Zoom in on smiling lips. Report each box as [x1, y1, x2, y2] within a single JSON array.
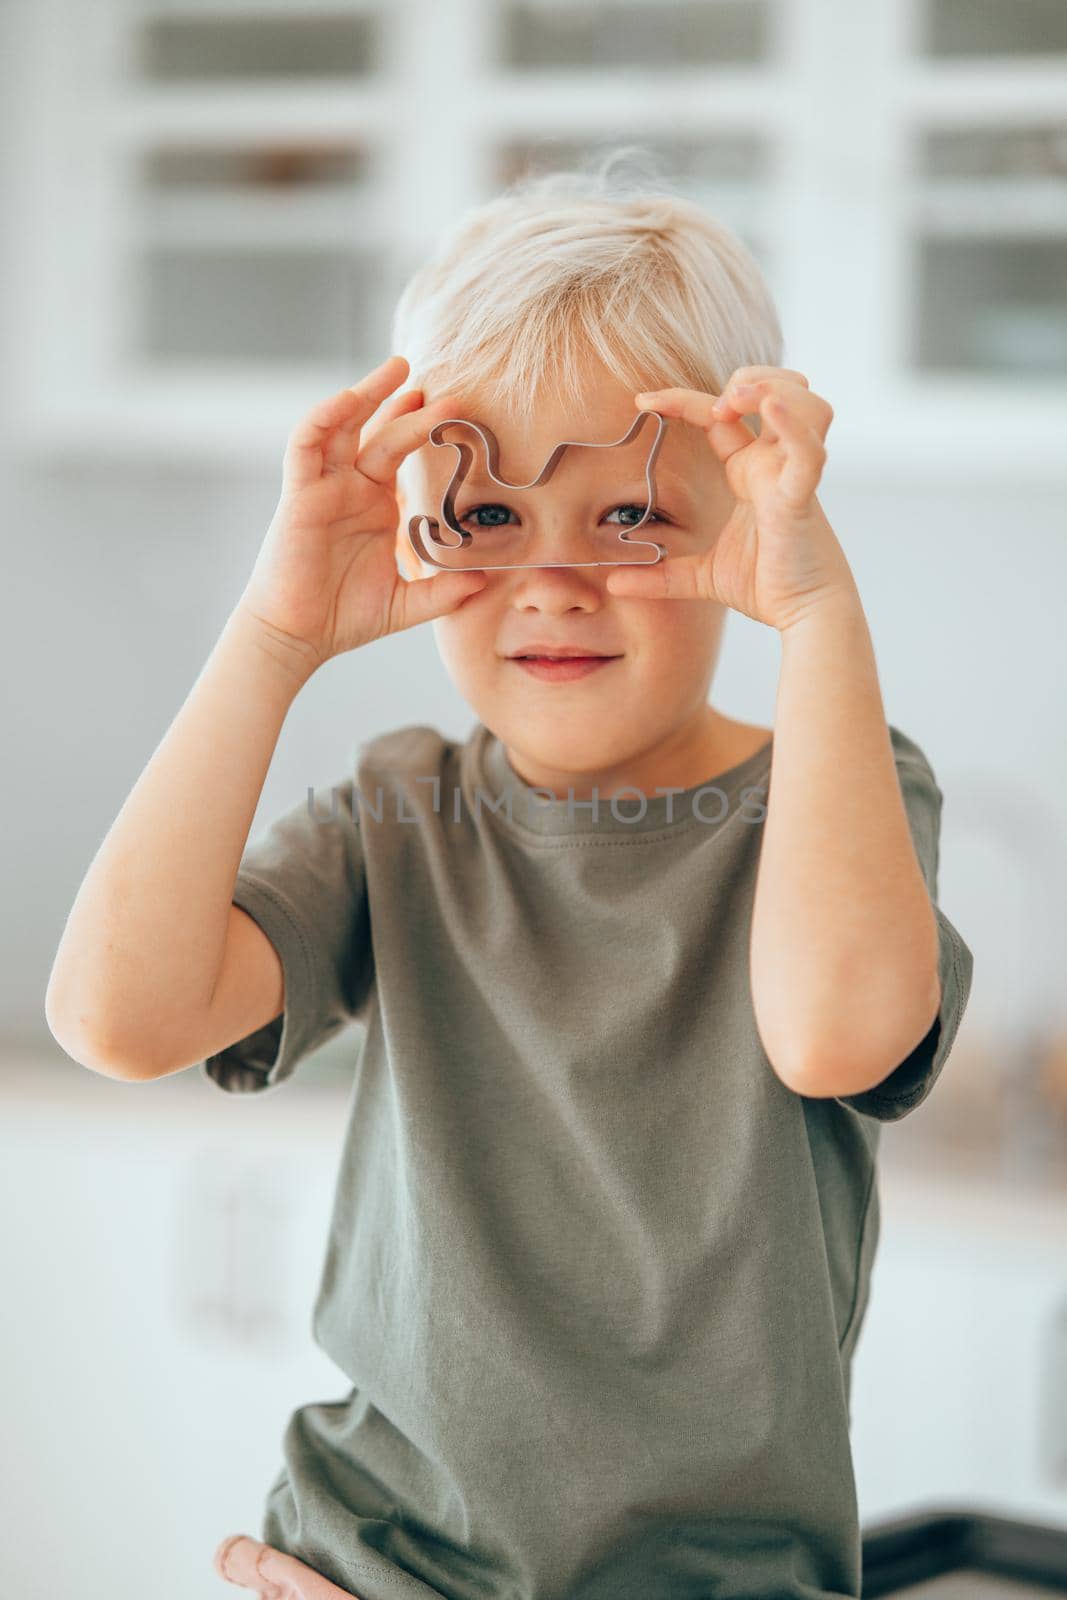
[[505, 643, 623, 681], [507, 644, 621, 660], [510, 655, 620, 682]]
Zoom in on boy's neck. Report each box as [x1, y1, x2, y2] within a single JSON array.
[[501, 709, 772, 802]]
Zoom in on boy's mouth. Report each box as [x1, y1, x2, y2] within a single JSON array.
[[505, 644, 622, 660], [506, 650, 621, 683]]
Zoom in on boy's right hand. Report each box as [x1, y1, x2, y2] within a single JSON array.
[[234, 354, 487, 680]]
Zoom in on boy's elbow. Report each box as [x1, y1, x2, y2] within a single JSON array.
[[767, 974, 943, 1099], [45, 987, 155, 1081]]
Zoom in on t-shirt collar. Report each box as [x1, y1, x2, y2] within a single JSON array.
[[475, 723, 772, 839]]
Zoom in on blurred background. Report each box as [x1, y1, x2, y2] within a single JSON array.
[[2, 0, 1067, 1595]]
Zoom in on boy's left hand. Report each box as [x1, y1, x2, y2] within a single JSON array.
[[606, 367, 857, 632]]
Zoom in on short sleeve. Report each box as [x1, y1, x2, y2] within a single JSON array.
[[198, 772, 371, 1095], [833, 736, 974, 1123]]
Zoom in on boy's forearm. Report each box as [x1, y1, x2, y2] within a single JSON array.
[[749, 588, 941, 1098], [46, 606, 313, 1075]]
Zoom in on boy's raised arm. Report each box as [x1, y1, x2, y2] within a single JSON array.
[[45, 355, 488, 1081], [45, 607, 316, 1079]]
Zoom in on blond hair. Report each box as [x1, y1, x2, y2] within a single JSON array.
[[390, 145, 783, 572]]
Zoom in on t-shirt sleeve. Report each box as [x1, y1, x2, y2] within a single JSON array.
[[198, 773, 371, 1095], [833, 739, 974, 1123]]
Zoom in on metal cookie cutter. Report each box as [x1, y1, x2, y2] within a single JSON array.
[[406, 409, 670, 571]]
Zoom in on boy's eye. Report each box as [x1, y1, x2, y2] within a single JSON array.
[[605, 504, 667, 527], [459, 503, 516, 528], [457, 503, 667, 528]]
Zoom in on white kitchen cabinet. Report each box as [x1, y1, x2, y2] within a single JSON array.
[[0, 1053, 354, 1600], [851, 1142, 1067, 1526], [5, 0, 1067, 477]]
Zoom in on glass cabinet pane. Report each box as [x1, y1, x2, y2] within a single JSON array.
[[911, 113, 1067, 378], [914, 237, 1067, 376], [498, 0, 770, 71], [143, 143, 371, 189], [132, 11, 382, 82], [134, 246, 391, 364], [920, 0, 1067, 57], [921, 123, 1067, 182], [136, 140, 380, 246], [913, 122, 1067, 231]]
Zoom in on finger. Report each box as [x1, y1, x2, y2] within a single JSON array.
[[361, 386, 424, 449], [355, 394, 467, 489], [749, 384, 832, 436], [710, 375, 825, 423], [214, 1533, 356, 1597], [283, 355, 410, 492], [636, 387, 733, 428], [215, 1532, 278, 1593], [762, 397, 829, 510], [709, 365, 812, 405], [324, 383, 423, 475], [727, 383, 832, 469], [603, 552, 714, 602], [393, 563, 489, 634], [636, 389, 756, 461]]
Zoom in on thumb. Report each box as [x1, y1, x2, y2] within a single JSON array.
[[394, 568, 488, 633]]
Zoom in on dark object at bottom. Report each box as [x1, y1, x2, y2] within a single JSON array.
[[861, 1507, 1067, 1596]]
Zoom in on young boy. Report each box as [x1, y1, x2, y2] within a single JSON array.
[[46, 164, 973, 1600]]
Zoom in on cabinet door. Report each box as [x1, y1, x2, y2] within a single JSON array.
[[0, 1091, 349, 1600], [850, 1212, 1067, 1523]]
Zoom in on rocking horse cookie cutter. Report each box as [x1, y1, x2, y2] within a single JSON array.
[[406, 409, 671, 572]]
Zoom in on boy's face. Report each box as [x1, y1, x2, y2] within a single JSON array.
[[398, 362, 737, 799]]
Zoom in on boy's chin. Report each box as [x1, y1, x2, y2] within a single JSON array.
[[496, 724, 637, 783]]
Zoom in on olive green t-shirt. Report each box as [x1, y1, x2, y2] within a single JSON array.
[[199, 720, 973, 1600]]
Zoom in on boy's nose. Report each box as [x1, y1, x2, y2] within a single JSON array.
[[503, 560, 612, 611]]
